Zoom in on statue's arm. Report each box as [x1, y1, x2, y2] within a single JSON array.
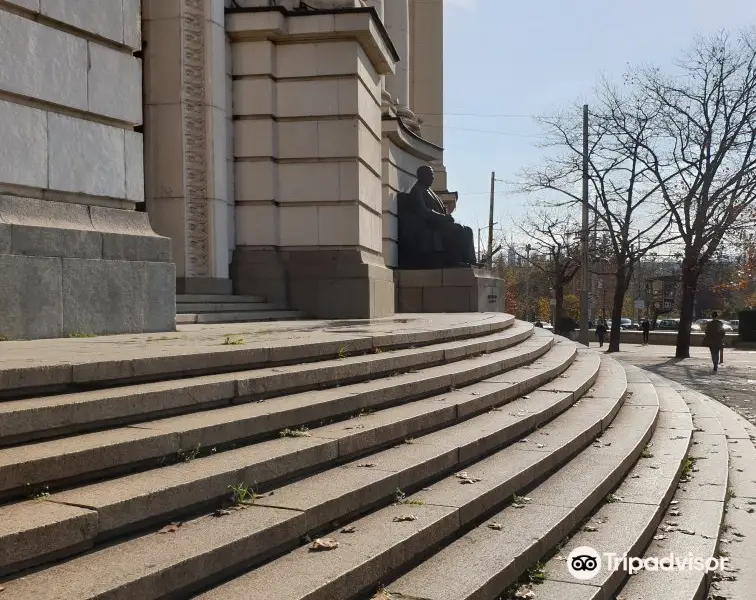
[[409, 186, 449, 224]]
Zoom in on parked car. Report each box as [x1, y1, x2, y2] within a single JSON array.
[[620, 318, 639, 330], [657, 319, 680, 331], [730, 320, 740, 332], [695, 318, 733, 332]]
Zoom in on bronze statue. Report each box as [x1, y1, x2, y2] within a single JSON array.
[[398, 165, 480, 268]]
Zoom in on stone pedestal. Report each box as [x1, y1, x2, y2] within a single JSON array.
[[0, 1, 175, 340], [396, 268, 506, 313], [227, 6, 398, 318]]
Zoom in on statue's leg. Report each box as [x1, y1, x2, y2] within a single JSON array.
[[461, 226, 477, 264]]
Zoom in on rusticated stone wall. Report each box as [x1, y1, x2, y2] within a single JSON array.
[[0, 0, 176, 339]]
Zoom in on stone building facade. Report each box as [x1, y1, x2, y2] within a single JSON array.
[[0, 0, 456, 339]]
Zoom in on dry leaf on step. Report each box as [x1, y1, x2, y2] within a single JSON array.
[[393, 515, 418, 522], [309, 538, 339, 551], [514, 584, 536, 599], [487, 522, 504, 531], [341, 526, 357, 533], [158, 522, 181, 534]]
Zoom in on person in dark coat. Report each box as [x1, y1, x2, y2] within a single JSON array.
[[595, 321, 608, 348], [642, 319, 650, 345], [703, 312, 726, 372]]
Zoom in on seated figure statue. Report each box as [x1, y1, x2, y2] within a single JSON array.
[[398, 165, 480, 269]]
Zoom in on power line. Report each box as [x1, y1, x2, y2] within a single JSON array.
[[422, 124, 540, 138], [414, 111, 542, 119]]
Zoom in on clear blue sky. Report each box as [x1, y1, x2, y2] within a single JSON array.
[[441, 0, 756, 241]]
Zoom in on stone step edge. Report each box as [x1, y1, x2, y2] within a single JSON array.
[[0, 343, 589, 577], [189, 356, 629, 600], [0, 323, 536, 446], [177, 311, 308, 325], [614, 380, 729, 600], [0, 327, 548, 496], [1, 350, 609, 596], [0, 314, 516, 397]]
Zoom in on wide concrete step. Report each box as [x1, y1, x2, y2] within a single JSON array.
[[177, 310, 308, 324], [176, 294, 267, 304], [0, 343, 610, 596], [192, 354, 629, 600], [177, 302, 283, 313], [615, 377, 730, 600], [0, 326, 546, 498], [0, 333, 570, 574], [0, 322, 534, 446], [0, 313, 515, 397]]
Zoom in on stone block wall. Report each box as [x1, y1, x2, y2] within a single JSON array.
[[0, 0, 175, 339], [396, 268, 506, 314]]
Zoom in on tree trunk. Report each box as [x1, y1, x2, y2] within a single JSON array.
[[676, 266, 700, 359], [555, 283, 565, 333], [607, 276, 629, 353]]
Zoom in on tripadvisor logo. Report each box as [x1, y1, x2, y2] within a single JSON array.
[[567, 547, 601, 580], [566, 546, 729, 580]]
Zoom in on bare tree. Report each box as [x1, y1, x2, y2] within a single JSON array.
[[522, 84, 674, 352], [512, 210, 581, 333], [625, 30, 756, 358]]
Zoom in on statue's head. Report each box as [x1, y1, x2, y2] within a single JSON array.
[[417, 165, 435, 186]]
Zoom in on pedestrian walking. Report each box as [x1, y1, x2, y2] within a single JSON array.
[[642, 319, 650, 345], [595, 321, 607, 348], [703, 312, 726, 372]]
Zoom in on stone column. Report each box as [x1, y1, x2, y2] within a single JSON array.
[[143, 0, 232, 295], [410, 0, 447, 190], [384, 0, 410, 108], [228, 7, 397, 318]]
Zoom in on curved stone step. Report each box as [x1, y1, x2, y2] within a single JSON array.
[[0, 322, 534, 446], [708, 397, 756, 600], [190, 354, 629, 600], [379, 366, 657, 600], [0, 336, 578, 576], [0, 313, 514, 397], [0, 326, 546, 496], [615, 379, 729, 600], [0, 345, 609, 598], [533, 369, 692, 599]]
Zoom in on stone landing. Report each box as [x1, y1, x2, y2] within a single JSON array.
[[395, 267, 506, 313]]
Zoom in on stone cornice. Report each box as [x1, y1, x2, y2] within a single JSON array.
[[226, 6, 398, 75], [382, 117, 443, 162]]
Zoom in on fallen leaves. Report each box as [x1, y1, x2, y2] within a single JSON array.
[[583, 525, 599, 532], [393, 515, 418, 522], [514, 584, 536, 598], [357, 463, 377, 468], [214, 509, 232, 517], [456, 471, 481, 484], [487, 522, 504, 531], [158, 522, 182, 534], [341, 526, 357, 534], [309, 538, 339, 552]]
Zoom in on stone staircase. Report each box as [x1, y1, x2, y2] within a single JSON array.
[[0, 313, 750, 600], [176, 294, 307, 324]]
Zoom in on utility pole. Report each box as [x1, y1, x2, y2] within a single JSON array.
[[579, 105, 590, 347], [487, 171, 495, 270], [524, 243, 532, 321]]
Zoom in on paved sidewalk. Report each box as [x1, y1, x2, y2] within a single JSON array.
[[595, 342, 756, 427]]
